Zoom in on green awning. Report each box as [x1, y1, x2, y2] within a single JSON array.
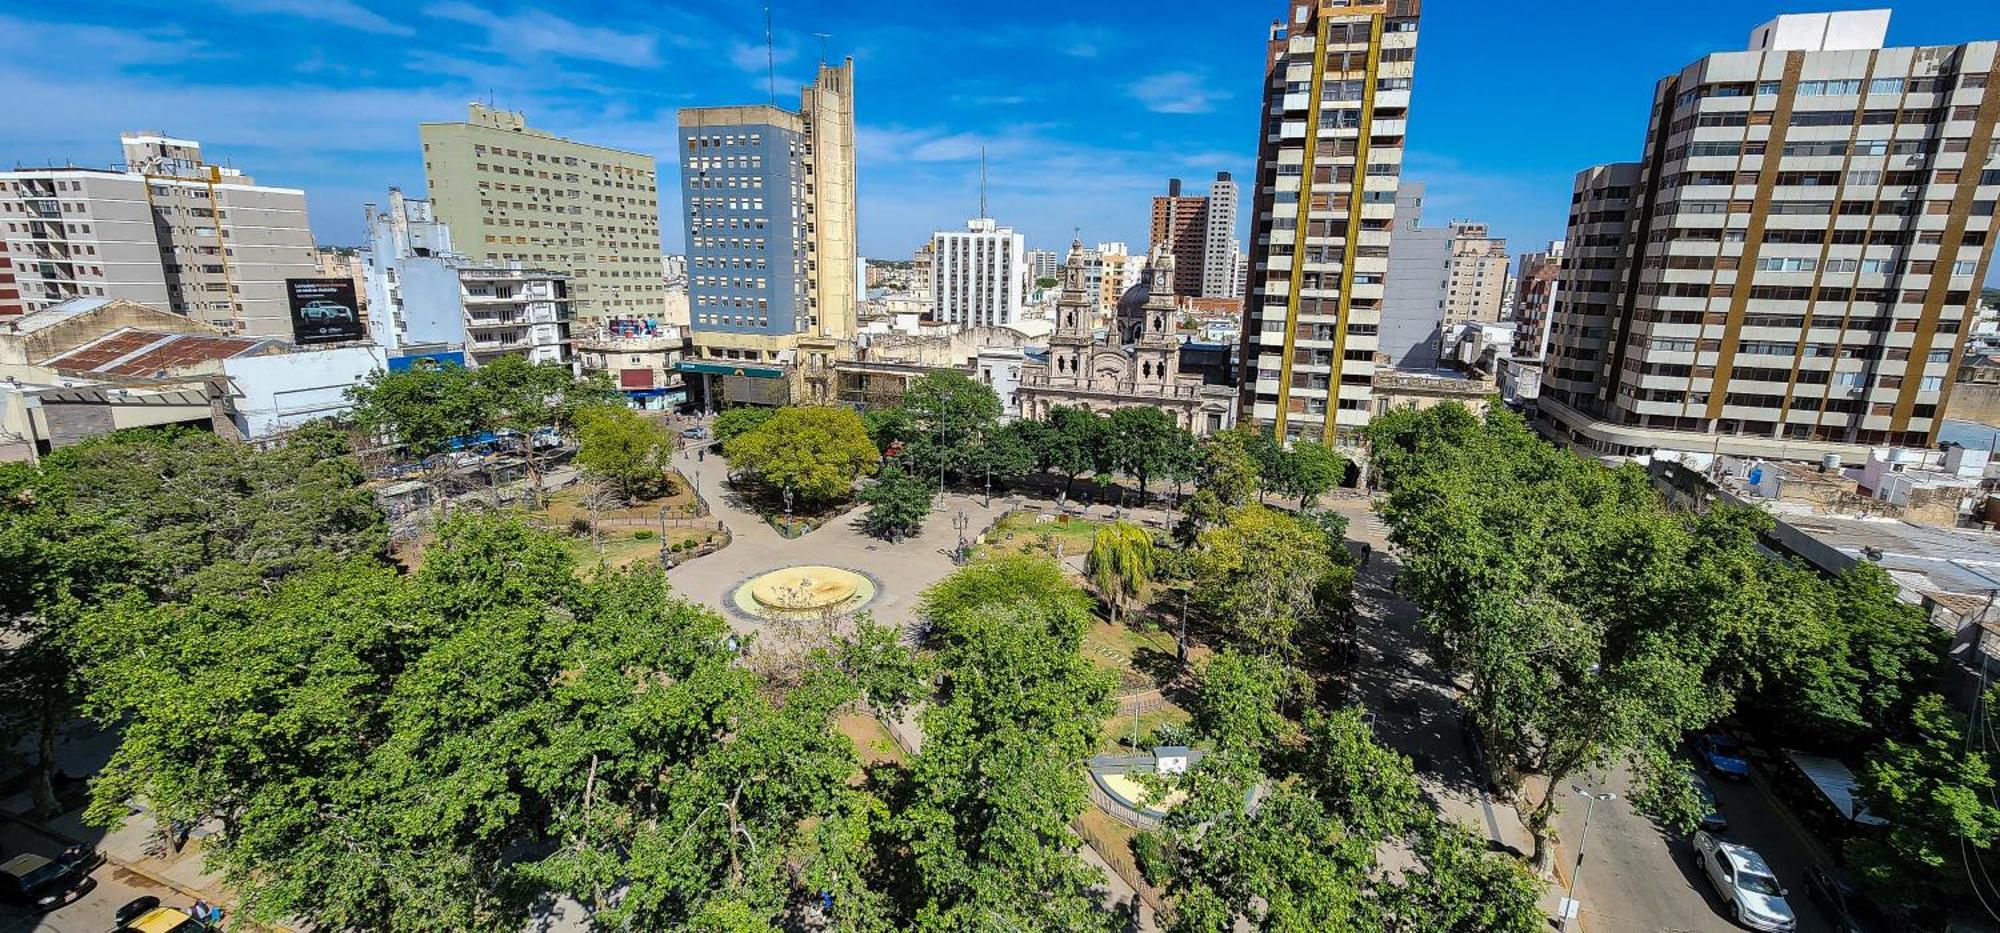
[[677, 360, 785, 379]]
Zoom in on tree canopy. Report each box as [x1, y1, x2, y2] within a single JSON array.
[[722, 405, 880, 506], [573, 403, 673, 500]]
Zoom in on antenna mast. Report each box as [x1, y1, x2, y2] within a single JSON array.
[[764, 6, 777, 107], [978, 147, 988, 220], [812, 32, 831, 66]]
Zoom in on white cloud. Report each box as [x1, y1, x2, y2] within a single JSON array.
[[1127, 71, 1226, 114], [1063, 42, 1099, 58], [424, 2, 662, 66], [223, 0, 410, 36], [0, 15, 209, 66], [727, 40, 798, 75]]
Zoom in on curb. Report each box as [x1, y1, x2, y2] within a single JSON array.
[[0, 807, 288, 931]]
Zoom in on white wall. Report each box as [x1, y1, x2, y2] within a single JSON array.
[[224, 346, 388, 438]]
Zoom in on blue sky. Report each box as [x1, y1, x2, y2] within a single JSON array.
[[2, 0, 1995, 277]]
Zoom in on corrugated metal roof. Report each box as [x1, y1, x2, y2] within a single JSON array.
[[4, 296, 114, 334], [40, 327, 276, 377]]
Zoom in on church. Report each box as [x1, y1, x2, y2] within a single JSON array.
[[1015, 239, 1238, 436]]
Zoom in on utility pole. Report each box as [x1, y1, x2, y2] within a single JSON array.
[[1559, 787, 1616, 932]]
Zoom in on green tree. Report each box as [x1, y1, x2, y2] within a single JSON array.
[[1274, 441, 1346, 508], [1086, 520, 1155, 625], [1851, 691, 2000, 912], [1197, 428, 1263, 507], [473, 355, 621, 508], [712, 406, 776, 445], [859, 463, 932, 541], [1190, 505, 1342, 658], [346, 362, 485, 458], [723, 405, 880, 506], [78, 513, 904, 932], [1038, 405, 1106, 498], [574, 403, 671, 500], [899, 371, 1002, 488], [0, 428, 383, 816], [897, 562, 1119, 931], [1108, 406, 1194, 503]]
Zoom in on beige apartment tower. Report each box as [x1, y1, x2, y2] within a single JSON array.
[[0, 133, 316, 337], [1239, 0, 1422, 446], [1540, 11, 2000, 462], [420, 104, 663, 323]]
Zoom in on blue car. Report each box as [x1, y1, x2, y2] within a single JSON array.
[[1699, 734, 1752, 779]]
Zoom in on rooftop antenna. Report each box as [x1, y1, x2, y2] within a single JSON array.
[[978, 147, 988, 221], [812, 32, 831, 66], [764, 6, 777, 107]]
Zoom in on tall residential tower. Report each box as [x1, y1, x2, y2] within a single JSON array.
[[420, 104, 663, 323], [1239, 0, 1422, 445], [677, 60, 858, 407], [930, 217, 1026, 327], [1540, 11, 2000, 462]]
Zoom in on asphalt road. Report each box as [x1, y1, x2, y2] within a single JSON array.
[[1558, 759, 1833, 933], [0, 821, 208, 933]]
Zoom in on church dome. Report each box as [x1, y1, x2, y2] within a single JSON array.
[[1117, 270, 1151, 320]]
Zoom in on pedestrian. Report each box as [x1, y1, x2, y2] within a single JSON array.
[[191, 899, 210, 922], [697, 447, 705, 462]]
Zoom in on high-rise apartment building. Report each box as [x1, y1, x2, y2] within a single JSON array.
[[360, 188, 573, 368], [0, 133, 316, 336], [1240, 0, 1421, 445], [1380, 182, 1449, 370], [1151, 179, 1210, 297], [1540, 11, 2000, 461], [1027, 248, 1061, 283], [1204, 172, 1243, 299], [420, 104, 663, 323], [678, 60, 857, 407], [930, 217, 1026, 327], [1511, 240, 1564, 362], [1444, 222, 1508, 328]]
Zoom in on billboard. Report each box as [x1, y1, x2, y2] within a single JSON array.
[[285, 278, 366, 345]]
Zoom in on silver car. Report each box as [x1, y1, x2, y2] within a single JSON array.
[[1693, 830, 1796, 931]]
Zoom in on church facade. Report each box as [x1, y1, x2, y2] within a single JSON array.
[[1015, 240, 1237, 436]]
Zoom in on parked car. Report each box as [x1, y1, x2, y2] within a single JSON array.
[[299, 299, 355, 323], [113, 895, 162, 926], [1693, 830, 1796, 931], [0, 846, 102, 911], [1692, 774, 1729, 833], [680, 426, 708, 439], [1804, 865, 1903, 933], [115, 904, 213, 933], [1699, 733, 1753, 780]]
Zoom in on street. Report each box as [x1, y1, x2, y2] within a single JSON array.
[[1326, 498, 1836, 933]]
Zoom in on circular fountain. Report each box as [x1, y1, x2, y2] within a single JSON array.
[[730, 565, 877, 620]]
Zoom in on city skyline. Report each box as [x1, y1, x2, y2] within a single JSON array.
[[0, 0, 1994, 284]]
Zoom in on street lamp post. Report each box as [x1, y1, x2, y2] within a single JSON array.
[[936, 391, 952, 504], [1558, 786, 1617, 933], [783, 485, 794, 537], [984, 462, 992, 509]]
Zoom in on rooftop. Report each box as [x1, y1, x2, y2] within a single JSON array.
[[40, 328, 283, 378]]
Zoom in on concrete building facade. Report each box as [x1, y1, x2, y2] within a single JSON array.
[[1240, 0, 1422, 445], [1540, 11, 2000, 463], [1204, 172, 1244, 299], [677, 60, 858, 408], [1511, 240, 1564, 363], [1151, 178, 1209, 298], [1444, 222, 1508, 328], [930, 217, 1026, 327], [1380, 182, 1449, 371], [420, 104, 663, 322], [361, 188, 573, 368], [0, 133, 316, 337]]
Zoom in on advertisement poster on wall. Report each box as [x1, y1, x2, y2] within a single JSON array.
[[285, 278, 366, 345]]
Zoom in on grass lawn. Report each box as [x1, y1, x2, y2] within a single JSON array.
[[558, 525, 721, 572], [1098, 703, 1192, 756], [977, 510, 1105, 560], [834, 711, 906, 767], [539, 472, 697, 526]]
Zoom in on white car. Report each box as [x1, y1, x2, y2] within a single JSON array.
[[1693, 830, 1797, 931]]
